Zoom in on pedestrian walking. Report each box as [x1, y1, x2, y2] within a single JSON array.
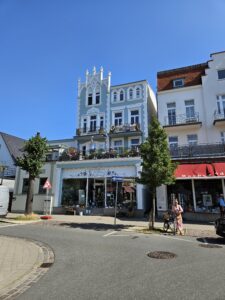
[[172, 199, 184, 235], [218, 194, 225, 218]]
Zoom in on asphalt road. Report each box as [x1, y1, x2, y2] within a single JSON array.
[[1, 221, 225, 300]]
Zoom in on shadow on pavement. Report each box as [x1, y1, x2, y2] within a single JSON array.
[[197, 237, 225, 245], [58, 222, 133, 231]]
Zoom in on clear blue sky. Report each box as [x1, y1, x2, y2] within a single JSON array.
[[1, 0, 225, 141]]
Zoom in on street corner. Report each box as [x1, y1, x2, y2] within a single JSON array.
[[0, 235, 54, 300]]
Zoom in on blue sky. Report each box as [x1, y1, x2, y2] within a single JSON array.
[[1, 0, 225, 141]]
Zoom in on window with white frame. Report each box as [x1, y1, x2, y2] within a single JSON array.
[[168, 136, 178, 149], [218, 69, 225, 80], [217, 95, 225, 116], [221, 132, 225, 143], [185, 99, 195, 120], [88, 93, 93, 105], [113, 140, 123, 152], [173, 78, 184, 88], [100, 116, 104, 129], [130, 138, 140, 149], [136, 87, 140, 98], [113, 91, 117, 102], [187, 134, 198, 146], [167, 102, 176, 125], [114, 112, 123, 126], [83, 118, 87, 133], [129, 88, 133, 99], [120, 90, 124, 101], [90, 115, 97, 132], [130, 110, 139, 124], [96, 92, 100, 104]]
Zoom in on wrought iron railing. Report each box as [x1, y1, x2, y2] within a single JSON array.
[[57, 146, 140, 161], [76, 127, 106, 136], [164, 112, 200, 126], [170, 143, 225, 159], [214, 110, 225, 121], [109, 123, 140, 134]]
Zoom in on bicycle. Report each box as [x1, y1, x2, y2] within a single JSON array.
[[163, 211, 176, 234]]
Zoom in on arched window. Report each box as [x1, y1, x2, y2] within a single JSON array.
[[136, 87, 140, 98], [129, 88, 133, 99], [120, 90, 124, 101], [113, 91, 117, 102]]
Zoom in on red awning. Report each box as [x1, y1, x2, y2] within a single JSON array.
[[175, 164, 211, 178], [123, 186, 134, 193], [212, 163, 225, 176]]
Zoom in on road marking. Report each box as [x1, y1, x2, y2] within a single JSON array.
[[153, 234, 197, 243], [103, 231, 117, 237]]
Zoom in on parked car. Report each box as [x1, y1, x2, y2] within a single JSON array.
[[215, 217, 225, 237], [0, 185, 9, 217]]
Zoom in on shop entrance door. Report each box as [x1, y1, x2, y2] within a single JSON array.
[[94, 179, 105, 207]]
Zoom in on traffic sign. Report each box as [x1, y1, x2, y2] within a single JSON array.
[[112, 176, 123, 182], [43, 179, 52, 189]]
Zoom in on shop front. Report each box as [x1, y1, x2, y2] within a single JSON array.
[[157, 162, 225, 222]]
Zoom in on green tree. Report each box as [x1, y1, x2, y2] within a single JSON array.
[[138, 116, 176, 229], [16, 132, 49, 215]]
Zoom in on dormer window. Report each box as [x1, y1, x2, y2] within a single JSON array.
[[120, 90, 124, 101], [218, 69, 225, 80], [173, 78, 184, 88], [136, 87, 140, 98], [113, 91, 117, 102], [129, 88, 133, 99]]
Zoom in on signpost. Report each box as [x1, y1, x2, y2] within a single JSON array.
[[112, 176, 123, 225], [43, 179, 52, 215]]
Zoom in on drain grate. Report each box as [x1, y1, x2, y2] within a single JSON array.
[[39, 262, 54, 268], [199, 244, 222, 249], [147, 251, 177, 259]]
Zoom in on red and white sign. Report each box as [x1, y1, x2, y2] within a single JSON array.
[[43, 179, 52, 189]]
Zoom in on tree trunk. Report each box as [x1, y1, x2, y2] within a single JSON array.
[[25, 175, 34, 215], [148, 190, 156, 230]]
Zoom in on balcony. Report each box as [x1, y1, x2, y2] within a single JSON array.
[[213, 111, 225, 126], [76, 127, 106, 136], [109, 123, 141, 137], [163, 112, 201, 131], [57, 147, 140, 162], [170, 143, 225, 160]]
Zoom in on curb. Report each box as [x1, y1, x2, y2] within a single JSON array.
[[0, 236, 55, 300]]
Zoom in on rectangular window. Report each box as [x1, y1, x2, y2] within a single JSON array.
[[100, 116, 104, 128], [217, 95, 225, 116], [130, 138, 140, 149], [221, 132, 225, 144], [187, 134, 198, 146], [114, 140, 123, 153], [130, 110, 139, 125], [83, 118, 87, 133], [169, 136, 178, 149], [22, 178, 29, 194], [173, 78, 184, 88], [88, 94, 93, 106], [39, 177, 48, 194], [167, 102, 176, 125], [218, 69, 225, 80], [185, 99, 195, 121], [90, 115, 97, 132], [96, 92, 100, 104], [114, 112, 123, 126]]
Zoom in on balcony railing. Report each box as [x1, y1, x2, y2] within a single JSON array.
[[170, 143, 225, 159], [214, 110, 225, 121], [76, 127, 106, 136], [109, 123, 140, 134], [57, 147, 140, 162], [164, 112, 200, 127]]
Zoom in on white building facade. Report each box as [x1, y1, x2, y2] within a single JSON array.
[[157, 51, 225, 221]]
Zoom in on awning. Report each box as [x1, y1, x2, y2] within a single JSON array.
[[212, 163, 225, 176], [123, 186, 134, 193], [175, 164, 213, 178]]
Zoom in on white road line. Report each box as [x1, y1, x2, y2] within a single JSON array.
[[153, 234, 197, 243], [103, 231, 117, 237]]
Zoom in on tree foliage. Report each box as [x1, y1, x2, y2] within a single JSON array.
[[138, 116, 176, 228], [16, 132, 49, 214]]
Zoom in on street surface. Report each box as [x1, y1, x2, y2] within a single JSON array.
[[0, 220, 225, 300]]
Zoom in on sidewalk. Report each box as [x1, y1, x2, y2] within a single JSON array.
[[0, 236, 44, 299]]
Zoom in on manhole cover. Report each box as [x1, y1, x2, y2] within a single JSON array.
[[147, 251, 177, 259], [40, 262, 54, 268], [199, 244, 222, 249]]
